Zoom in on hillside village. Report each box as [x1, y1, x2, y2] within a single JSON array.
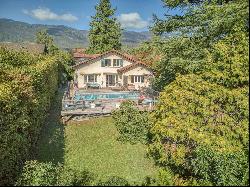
[[0, 0, 249, 186]]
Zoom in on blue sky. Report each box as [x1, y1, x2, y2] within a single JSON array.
[[0, 0, 179, 31]]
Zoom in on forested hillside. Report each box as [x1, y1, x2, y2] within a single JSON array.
[[0, 18, 151, 49]]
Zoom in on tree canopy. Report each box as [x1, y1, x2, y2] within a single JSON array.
[[147, 0, 249, 185], [36, 29, 59, 54], [87, 0, 122, 54]]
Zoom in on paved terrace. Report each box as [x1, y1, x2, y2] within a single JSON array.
[[61, 88, 158, 122]]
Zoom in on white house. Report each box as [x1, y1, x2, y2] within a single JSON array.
[[73, 50, 154, 90]]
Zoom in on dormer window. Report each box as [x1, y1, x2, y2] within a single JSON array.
[[113, 59, 123, 67], [101, 59, 111, 67]]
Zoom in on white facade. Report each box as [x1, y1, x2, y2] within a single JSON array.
[[74, 53, 153, 90]]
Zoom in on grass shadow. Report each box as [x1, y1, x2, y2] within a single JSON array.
[[34, 88, 65, 164]]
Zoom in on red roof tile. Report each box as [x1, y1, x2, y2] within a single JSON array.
[[117, 62, 149, 73]]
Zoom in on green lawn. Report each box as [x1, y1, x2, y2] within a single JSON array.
[[64, 117, 157, 183], [35, 91, 157, 184]]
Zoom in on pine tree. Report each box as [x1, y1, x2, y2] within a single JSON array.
[[87, 0, 122, 54]]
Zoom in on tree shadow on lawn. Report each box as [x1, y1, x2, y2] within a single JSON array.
[[33, 88, 65, 164]]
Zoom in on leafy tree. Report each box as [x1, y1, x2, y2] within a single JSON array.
[[147, 0, 249, 185], [112, 101, 151, 144], [36, 29, 73, 82], [55, 50, 75, 84], [124, 36, 165, 67], [36, 29, 59, 54], [149, 74, 249, 185], [151, 0, 249, 91], [87, 0, 122, 54]]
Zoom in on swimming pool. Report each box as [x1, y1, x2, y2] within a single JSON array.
[[74, 91, 140, 101]]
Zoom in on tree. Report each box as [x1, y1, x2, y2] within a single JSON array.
[[148, 0, 249, 185], [87, 0, 122, 54], [36, 29, 58, 54], [151, 0, 249, 91], [112, 101, 151, 144]]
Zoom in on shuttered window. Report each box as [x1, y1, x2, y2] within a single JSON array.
[[105, 59, 111, 66], [131, 75, 134, 83], [84, 75, 87, 83], [101, 59, 111, 67], [113, 59, 123, 67], [131, 75, 144, 83], [101, 59, 105, 67]]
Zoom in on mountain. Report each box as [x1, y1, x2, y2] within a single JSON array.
[[0, 18, 152, 49]]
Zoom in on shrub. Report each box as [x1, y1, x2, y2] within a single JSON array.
[[112, 100, 151, 144], [142, 168, 174, 186], [16, 160, 94, 186], [57, 167, 94, 186], [15, 160, 58, 186]]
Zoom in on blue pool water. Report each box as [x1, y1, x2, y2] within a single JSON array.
[[74, 92, 140, 101]]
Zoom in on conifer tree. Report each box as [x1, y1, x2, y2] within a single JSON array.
[[87, 0, 122, 54]]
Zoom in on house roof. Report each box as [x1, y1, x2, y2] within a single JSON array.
[[73, 50, 149, 70], [117, 62, 150, 73]]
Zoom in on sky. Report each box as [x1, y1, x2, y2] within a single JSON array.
[[0, 0, 179, 31]]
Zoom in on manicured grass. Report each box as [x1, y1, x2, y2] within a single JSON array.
[[35, 90, 157, 184], [64, 117, 157, 183], [35, 90, 65, 164]]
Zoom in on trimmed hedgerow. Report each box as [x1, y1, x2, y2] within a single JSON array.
[[0, 48, 69, 185]]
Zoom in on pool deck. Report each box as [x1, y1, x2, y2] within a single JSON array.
[[61, 103, 155, 123], [61, 88, 157, 123], [61, 105, 153, 115]]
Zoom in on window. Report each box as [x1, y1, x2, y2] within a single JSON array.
[[131, 75, 144, 83], [113, 59, 123, 67], [84, 74, 97, 83], [101, 59, 111, 67], [106, 74, 118, 86]]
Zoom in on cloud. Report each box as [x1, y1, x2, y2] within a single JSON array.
[[118, 13, 148, 29], [23, 8, 78, 22]]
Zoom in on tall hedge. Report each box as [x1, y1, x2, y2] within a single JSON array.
[[0, 48, 63, 185]]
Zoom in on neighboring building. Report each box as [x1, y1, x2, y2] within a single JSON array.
[[0, 42, 45, 54], [73, 50, 153, 90]]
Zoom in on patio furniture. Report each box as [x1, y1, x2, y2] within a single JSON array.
[[142, 98, 153, 105], [75, 100, 86, 110], [63, 103, 76, 111], [87, 82, 101, 89], [90, 103, 96, 108], [95, 101, 102, 107], [111, 86, 124, 91], [111, 82, 124, 91]]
